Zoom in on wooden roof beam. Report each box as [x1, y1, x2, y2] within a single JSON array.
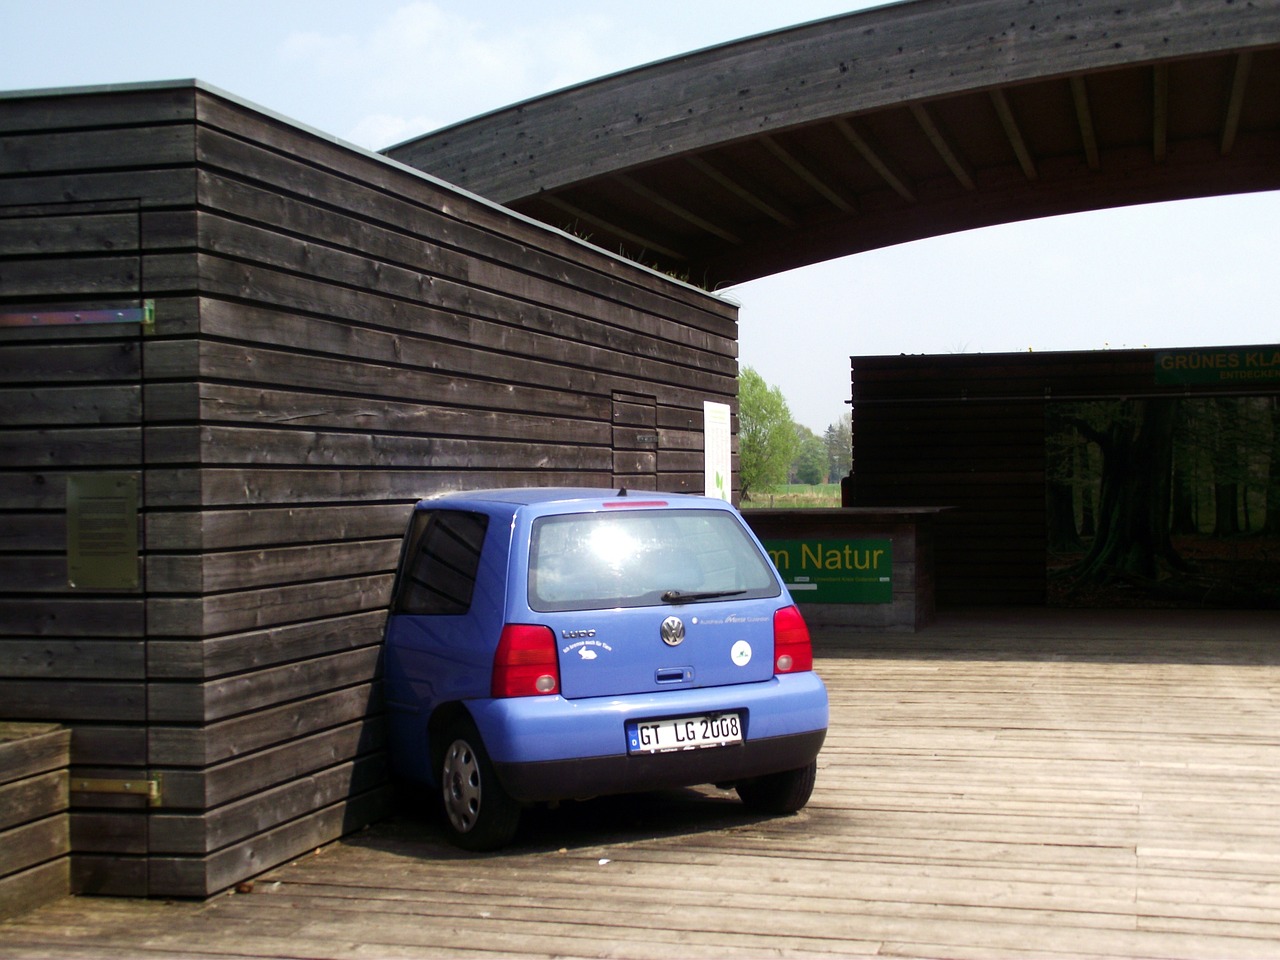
[[909, 103, 976, 190], [684, 156, 798, 228], [1070, 76, 1101, 170], [834, 118, 917, 201], [988, 89, 1037, 181], [760, 135, 856, 213], [1221, 51, 1253, 155], [541, 194, 689, 262], [614, 173, 743, 245]]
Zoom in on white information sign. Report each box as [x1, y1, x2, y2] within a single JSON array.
[[703, 400, 732, 501]]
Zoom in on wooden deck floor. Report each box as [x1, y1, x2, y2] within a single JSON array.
[[4, 610, 1280, 959]]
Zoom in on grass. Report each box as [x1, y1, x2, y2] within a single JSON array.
[[740, 483, 842, 509]]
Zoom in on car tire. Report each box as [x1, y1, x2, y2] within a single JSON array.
[[736, 759, 817, 815], [438, 717, 521, 851]]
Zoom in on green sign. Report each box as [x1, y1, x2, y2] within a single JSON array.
[[1155, 348, 1280, 386], [763, 538, 892, 604]]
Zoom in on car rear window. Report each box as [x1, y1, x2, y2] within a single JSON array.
[[528, 508, 780, 612], [394, 509, 490, 615]]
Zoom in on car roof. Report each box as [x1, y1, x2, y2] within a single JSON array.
[[415, 487, 727, 510]]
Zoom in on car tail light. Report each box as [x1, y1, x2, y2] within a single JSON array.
[[492, 624, 559, 698], [773, 605, 813, 674]]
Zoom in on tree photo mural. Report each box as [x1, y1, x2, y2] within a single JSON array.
[[1047, 396, 1280, 608]]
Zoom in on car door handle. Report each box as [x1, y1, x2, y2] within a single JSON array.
[[655, 667, 693, 683]]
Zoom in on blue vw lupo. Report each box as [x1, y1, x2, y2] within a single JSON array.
[[383, 488, 828, 850]]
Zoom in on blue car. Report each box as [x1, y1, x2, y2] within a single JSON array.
[[383, 488, 829, 850]]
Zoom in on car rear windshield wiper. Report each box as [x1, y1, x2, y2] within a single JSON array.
[[661, 588, 748, 604]]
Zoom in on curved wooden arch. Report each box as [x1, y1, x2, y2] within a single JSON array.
[[386, 0, 1280, 287]]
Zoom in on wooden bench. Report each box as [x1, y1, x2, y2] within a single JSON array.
[[0, 723, 70, 920]]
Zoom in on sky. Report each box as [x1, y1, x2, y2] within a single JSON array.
[[4, 0, 1278, 432]]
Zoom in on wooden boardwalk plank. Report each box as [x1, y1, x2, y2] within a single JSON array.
[[3, 612, 1279, 958]]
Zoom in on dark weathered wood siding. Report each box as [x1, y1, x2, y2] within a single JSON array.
[[0, 82, 738, 899], [848, 349, 1280, 607], [850, 355, 1047, 607], [0, 723, 70, 920]]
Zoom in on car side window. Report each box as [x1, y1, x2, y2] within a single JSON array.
[[394, 509, 490, 615]]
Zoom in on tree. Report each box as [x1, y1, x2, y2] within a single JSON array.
[[1044, 407, 1083, 553], [739, 366, 799, 500], [824, 412, 852, 483], [790, 424, 827, 485], [1065, 398, 1186, 584], [1208, 398, 1242, 536], [1266, 397, 1280, 535]]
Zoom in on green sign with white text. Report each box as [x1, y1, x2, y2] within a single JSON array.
[[1155, 348, 1280, 386], [763, 538, 892, 603]]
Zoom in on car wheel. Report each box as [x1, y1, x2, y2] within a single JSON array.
[[438, 717, 521, 851], [736, 759, 817, 814]]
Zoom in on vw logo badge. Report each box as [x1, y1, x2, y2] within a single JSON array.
[[660, 616, 685, 647]]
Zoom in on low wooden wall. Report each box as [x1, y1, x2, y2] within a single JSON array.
[[743, 509, 941, 632], [0, 724, 70, 920], [0, 81, 739, 898]]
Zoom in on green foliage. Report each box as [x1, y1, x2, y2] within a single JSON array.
[[791, 423, 827, 485], [738, 367, 799, 501], [738, 368, 851, 500], [824, 412, 852, 482]]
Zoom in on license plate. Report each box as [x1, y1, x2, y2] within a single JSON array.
[[627, 713, 742, 754]]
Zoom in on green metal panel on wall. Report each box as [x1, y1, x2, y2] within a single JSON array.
[[763, 538, 892, 603], [67, 473, 140, 590]]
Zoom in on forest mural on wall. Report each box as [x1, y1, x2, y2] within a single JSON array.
[[1047, 395, 1280, 608]]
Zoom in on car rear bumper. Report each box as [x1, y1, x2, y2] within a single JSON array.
[[467, 671, 828, 802], [493, 728, 827, 802]]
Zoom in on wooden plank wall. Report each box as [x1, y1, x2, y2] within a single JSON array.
[[0, 723, 70, 920], [0, 82, 740, 899], [849, 350, 1207, 607], [0, 122, 160, 897]]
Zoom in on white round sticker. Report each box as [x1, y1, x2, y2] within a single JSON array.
[[731, 640, 752, 666]]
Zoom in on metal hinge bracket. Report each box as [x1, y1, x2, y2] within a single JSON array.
[[71, 774, 162, 806]]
